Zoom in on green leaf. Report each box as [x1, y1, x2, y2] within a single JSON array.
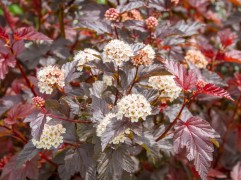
[[8, 4, 23, 15]]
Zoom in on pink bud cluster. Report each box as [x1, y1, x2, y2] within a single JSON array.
[[32, 96, 45, 108], [145, 16, 158, 29], [105, 8, 120, 22]]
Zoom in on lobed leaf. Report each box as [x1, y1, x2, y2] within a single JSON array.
[[24, 111, 47, 140], [164, 60, 198, 90], [14, 27, 52, 41], [198, 83, 233, 101], [174, 116, 220, 179]]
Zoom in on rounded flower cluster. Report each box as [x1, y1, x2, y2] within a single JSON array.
[[122, 9, 143, 22], [37, 65, 65, 94], [103, 75, 114, 86], [110, 128, 131, 144], [185, 49, 208, 69], [32, 123, 66, 149], [103, 39, 134, 66], [148, 75, 182, 102], [105, 8, 120, 22], [32, 96, 45, 108], [145, 16, 158, 29], [132, 44, 155, 66], [117, 94, 152, 122], [96, 113, 115, 137], [74, 48, 100, 71]]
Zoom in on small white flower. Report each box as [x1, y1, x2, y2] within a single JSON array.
[[74, 48, 100, 71], [185, 49, 208, 69], [96, 113, 116, 137], [116, 94, 152, 122], [37, 65, 65, 94], [103, 75, 114, 86], [32, 123, 66, 150], [110, 128, 131, 144], [148, 75, 182, 102], [103, 39, 133, 66], [132, 44, 155, 66]]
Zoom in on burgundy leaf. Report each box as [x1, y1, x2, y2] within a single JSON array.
[[24, 111, 47, 140], [1, 155, 39, 179], [207, 169, 226, 179], [0, 53, 16, 80], [12, 40, 25, 55], [217, 29, 237, 48], [4, 103, 34, 125], [164, 60, 198, 90], [198, 83, 233, 101], [224, 50, 241, 64], [231, 162, 241, 180], [174, 116, 219, 179], [0, 27, 9, 43], [14, 27, 52, 41]]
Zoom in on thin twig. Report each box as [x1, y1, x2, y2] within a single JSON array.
[[16, 61, 37, 97], [127, 66, 139, 94]]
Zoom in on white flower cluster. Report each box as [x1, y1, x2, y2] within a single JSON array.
[[74, 48, 100, 71], [103, 39, 133, 66], [96, 113, 115, 137], [185, 49, 208, 69], [103, 75, 114, 86], [132, 44, 155, 66], [148, 75, 182, 102], [110, 128, 131, 144], [37, 65, 65, 94], [117, 94, 152, 122], [32, 123, 66, 149]]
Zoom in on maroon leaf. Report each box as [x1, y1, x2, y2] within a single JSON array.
[[218, 29, 237, 48], [0, 27, 9, 43], [197, 82, 233, 101], [231, 162, 241, 180], [164, 60, 198, 91], [1, 155, 39, 179], [24, 111, 47, 140], [0, 52, 16, 80], [14, 27, 52, 41], [12, 40, 26, 55], [4, 103, 34, 125], [224, 50, 241, 64], [174, 116, 219, 179]]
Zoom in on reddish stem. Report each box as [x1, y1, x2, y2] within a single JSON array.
[[16, 61, 38, 97], [155, 101, 187, 141]]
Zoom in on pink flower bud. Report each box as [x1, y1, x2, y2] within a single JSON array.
[[145, 16, 158, 29], [105, 8, 120, 22]]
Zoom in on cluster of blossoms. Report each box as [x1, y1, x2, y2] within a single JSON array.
[[32, 96, 45, 108], [103, 75, 114, 86], [121, 9, 143, 22], [185, 49, 208, 69], [103, 39, 133, 66], [145, 16, 158, 29], [132, 44, 155, 66], [110, 128, 131, 144], [148, 75, 182, 102], [74, 48, 100, 71], [37, 65, 65, 94], [96, 113, 116, 137], [104, 8, 120, 22], [32, 123, 66, 149], [116, 94, 152, 122]]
